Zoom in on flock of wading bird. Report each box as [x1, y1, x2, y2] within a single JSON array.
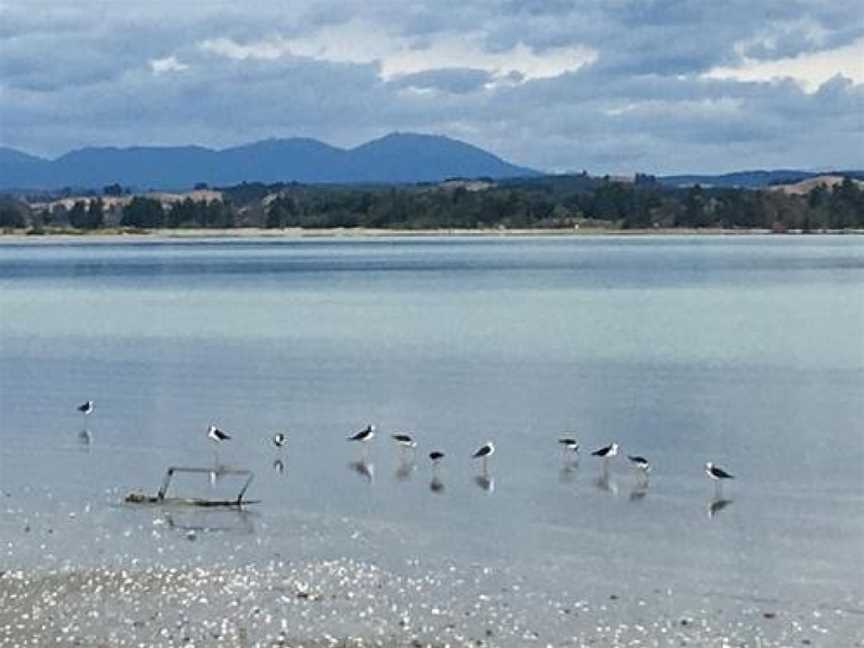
[[77, 400, 736, 505]]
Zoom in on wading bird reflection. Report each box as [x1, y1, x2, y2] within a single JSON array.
[[474, 474, 495, 493], [348, 460, 374, 484], [708, 497, 734, 518]]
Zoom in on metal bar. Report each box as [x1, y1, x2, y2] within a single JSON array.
[[236, 472, 255, 504]]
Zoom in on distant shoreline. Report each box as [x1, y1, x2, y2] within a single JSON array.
[[2, 226, 863, 240]]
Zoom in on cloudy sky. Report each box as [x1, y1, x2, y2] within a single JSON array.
[[1, 0, 862, 173]]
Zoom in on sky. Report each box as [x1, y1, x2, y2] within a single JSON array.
[[1, 0, 862, 174]]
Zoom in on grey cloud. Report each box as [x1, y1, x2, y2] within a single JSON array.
[[389, 68, 493, 94], [1, 0, 862, 174]]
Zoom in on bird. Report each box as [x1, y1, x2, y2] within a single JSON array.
[[705, 462, 734, 481], [348, 424, 375, 443], [391, 433, 417, 449], [272, 432, 286, 449], [558, 438, 580, 453], [472, 441, 495, 473], [429, 451, 445, 477], [627, 455, 651, 472], [591, 442, 619, 459], [628, 455, 651, 486], [207, 425, 231, 443], [77, 400, 94, 416], [705, 462, 734, 494], [348, 424, 375, 458]]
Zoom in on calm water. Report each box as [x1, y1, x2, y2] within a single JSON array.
[[1, 235, 863, 628]]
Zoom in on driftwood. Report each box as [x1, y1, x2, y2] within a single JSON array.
[[125, 466, 258, 507]]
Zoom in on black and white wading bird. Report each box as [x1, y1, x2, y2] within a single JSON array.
[[348, 424, 375, 457], [627, 455, 651, 473], [429, 451, 445, 478], [207, 424, 230, 464], [591, 442, 618, 459], [207, 425, 231, 443], [472, 441, 495, 473], [391, 433, 417, 450], [77, 400, 94, 418], [348, 424, 375, 443], [558, 438, 580, 455], [272, 432, 286, 449], [705, 462, 734, 494]]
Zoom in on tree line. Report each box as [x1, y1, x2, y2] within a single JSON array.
[[2, 175, 863, 231]]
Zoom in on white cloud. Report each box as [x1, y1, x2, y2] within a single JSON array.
[[199, 37, 290, 61], [149, 56, 189, 75], [197, 21, 596, 85], [704, 36, 864, 92]]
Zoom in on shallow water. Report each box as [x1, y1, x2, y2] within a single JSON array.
[[1, 235, 863, 645]]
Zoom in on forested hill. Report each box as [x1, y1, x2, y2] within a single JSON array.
[[3, 174, 863, 232]]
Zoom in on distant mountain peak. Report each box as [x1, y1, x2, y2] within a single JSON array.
[[0, 147, 47, 164], [0, 133, 539, 190]]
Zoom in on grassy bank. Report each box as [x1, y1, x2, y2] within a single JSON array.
[[5, 225, 858, 240]]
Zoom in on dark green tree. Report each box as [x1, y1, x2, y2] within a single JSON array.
[[84, 198, 105, 229], [121, 197, 165, 228], [68, 201, 89, 229], [0, 201, 27, 227]]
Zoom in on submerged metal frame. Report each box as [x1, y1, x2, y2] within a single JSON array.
[[126, 466, 258, 507]]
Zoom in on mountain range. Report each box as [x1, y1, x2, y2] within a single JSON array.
[[0, 133, 540, 190], [658, 169, 864, 188], [1, 133, 861, 192]]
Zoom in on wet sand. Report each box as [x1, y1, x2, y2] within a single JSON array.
[[2, 559, 861, 647]]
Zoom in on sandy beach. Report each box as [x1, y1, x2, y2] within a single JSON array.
[[3, 558, 860, 647]]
